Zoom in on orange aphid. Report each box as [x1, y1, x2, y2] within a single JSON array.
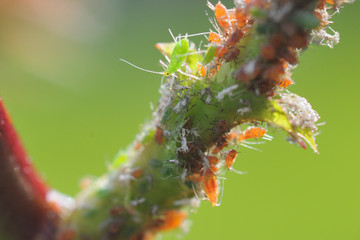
[[235, 8, 248, 28], [226, 28, 244, 47], [207, 156, 220, 172], [215, 2, 232, 33], [202, 169, 219, 206], [134, 141, 141, 150], [278, 78, 293, 88], [238, 127, 267, 141], [208, 32, 222, 44], [213, 142, 227, 154], [80, 177, 93, 190], [215, 46, 228, 58], [155, 126, 164, 145], [157, 210, 187, 231], [198, 64, 206, 77], [227, 132, 238, 141], [47, 201, 61, 214], [262, 62, 285, 82], [131, 168, 143, 179], [207, 156, 220, 165], [261, 44, 276, 61], [228, 9, 237, 27], [188, 173, 203, 183], [225, 149, 238, 169]]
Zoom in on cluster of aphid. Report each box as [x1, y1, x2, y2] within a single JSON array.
[[191, 126, 272, 206], [87, 0, 350, 238]]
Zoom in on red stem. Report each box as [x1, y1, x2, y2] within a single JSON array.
[[0, 98, 49, 239]]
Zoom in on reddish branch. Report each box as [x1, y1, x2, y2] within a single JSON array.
[[0, 99, 52, 240]]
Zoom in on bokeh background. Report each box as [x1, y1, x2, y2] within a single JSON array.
[[1, 0, 359, 239]]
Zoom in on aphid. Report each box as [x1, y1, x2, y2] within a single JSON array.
[[156, 210, 187, 231], [164, 38, 190, 76], [208, 32, 222, 44], [202, 169, 219, 206], [155, 126, 164, 145], [134, 141, 141, 150], [226, 132, 238, 141], [262, 62, 285, 82], [225, 149, 238, 169], [215, 46, 228, 58], [226, 28, 244, 47], [238, 127, 267, 141], [235, 60, 262, 83], [188, 173, 203, 183], [131, 168, 143, 179], [203, 45, 218, 65], [207, 155, 220, 172], [213, 139, 228, 154], [278, 78, 293, 88], [109, 206, 123, 216], [235, 7, 248, 28], [215, 1, 232, 33], [120, 38, 189, 77], [279, 48, 298, 65], [214, 119, 228, 135], [224, 47, 240, 62], [260, 44, 276, 61], [198, 64, 207, 77]]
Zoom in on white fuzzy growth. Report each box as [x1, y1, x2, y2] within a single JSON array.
[[47, 190, 75, 215], [130, 198, 146, 206], [311, 27, 340, 48], [216, 84, 238, 101], [173, 96, 189, 113], [279, 93, 320, 131], [237, 99, 252, 115], [179, 129, 189, 152]]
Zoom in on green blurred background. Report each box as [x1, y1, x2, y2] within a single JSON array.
[[1, 0, 359, 239]]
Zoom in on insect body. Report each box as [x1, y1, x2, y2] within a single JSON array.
[[163, 38, 189, 76], [202, 169, 219, 207], [120, 38, 190, 77], [238, 127, 267, 141], [225, 149, 238, 169]]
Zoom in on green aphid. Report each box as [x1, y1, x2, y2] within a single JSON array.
[[163, 38, 189, 76], [120, 38, 189, 77], [203, 45, 217, 65]]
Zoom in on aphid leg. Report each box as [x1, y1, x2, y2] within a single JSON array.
[[239, 143, 262, 152], [168, 28, 177, 42], [177, 69, 201, 80], [215, 176, 226, 207], [229, 167, 247, 175]]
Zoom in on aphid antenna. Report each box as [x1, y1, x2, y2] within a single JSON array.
[[241, 141, 266, 145], [206, 1, 215, 11], [159, 59, 169, 69], [215, 176, 226, 207], [207, 16, 223, 35], [120, 58, 163, 75], [316, 122, 326, 127], [240, 143, 262, 152], [198, 40, 204, 51], [263, 134, 273, 140], [230, 167, 247, 175], [313, 131, 322, 137]]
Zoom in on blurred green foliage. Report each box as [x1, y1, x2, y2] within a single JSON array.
[[0, 0, 359, 239]]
